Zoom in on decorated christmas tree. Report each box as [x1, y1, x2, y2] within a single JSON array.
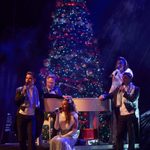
[[40, 0, 110, 142], [40, 0, 104, 98]]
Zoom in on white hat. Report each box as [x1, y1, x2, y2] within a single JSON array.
[[124, 68, 134, 78]]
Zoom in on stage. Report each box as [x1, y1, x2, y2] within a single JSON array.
[[0, 143, 140, 150]]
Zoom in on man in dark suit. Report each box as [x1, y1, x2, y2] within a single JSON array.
[[116, 72, 140, 150], [15, 71, 40, 150], [42, 74, 62, 139]]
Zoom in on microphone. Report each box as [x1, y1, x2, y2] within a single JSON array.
[[50, 107, 62, 115], [22, 82, 29, 95], [55, 107, 62, 113], [122, 83, 125, 86], [109, 69, 119, 78], [119, 83, 126, 93], [114, 69, 119, 76]]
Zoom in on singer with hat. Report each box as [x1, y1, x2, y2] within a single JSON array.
[[115, 72, 140, 150], [99, 56, 134, 146]]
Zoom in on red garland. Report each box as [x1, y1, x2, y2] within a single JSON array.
[[56, 1, 89, 12]]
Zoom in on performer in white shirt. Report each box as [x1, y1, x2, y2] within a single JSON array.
[[99, 56, 133, 145], [116, 72, 140, 150], [15, 71, 40, 150], [50, 97, 79, 150]]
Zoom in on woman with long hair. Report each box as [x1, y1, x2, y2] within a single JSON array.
[[50, 97, 78, 150]]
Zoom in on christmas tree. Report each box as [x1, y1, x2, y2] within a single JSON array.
[[40, 0, 111, 142], [40, 0, 104, 98]]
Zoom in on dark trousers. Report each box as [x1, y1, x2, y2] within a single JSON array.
[[116, 114, 135, 150], [111, 107, 120, 144], [16, 113, 36, 150]]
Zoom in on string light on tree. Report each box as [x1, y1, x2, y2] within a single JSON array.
[[40, 0, 108, 141]]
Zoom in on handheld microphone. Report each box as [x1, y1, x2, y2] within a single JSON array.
[[22, 84, 27, 95], [119, 83, 126, 93], [122, 83, 125, 86], [114, 69, 119, 76], [25, 81, 29, 86], [22, 81, 30, 94], [54, 107, 62, 113], [50, 107, 62, 115]]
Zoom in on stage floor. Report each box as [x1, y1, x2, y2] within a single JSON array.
[[0, 143, 140, 150]]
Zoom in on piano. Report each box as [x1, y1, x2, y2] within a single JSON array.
[[44, 97, 111, 112]]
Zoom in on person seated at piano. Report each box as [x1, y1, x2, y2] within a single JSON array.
[[43, 73, 72, 100], [41, 74, 63, 138], [50, 97, 79, 150], [43, 74, 62, 97]]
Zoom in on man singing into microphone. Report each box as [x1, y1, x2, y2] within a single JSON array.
[[99, 57, 133, 146], [116, 72, 140, 150], [15, 71, 40, 150], [99, 70, 140, 150]]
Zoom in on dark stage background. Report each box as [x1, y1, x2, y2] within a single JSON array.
[[0, 0, 150, 145]]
